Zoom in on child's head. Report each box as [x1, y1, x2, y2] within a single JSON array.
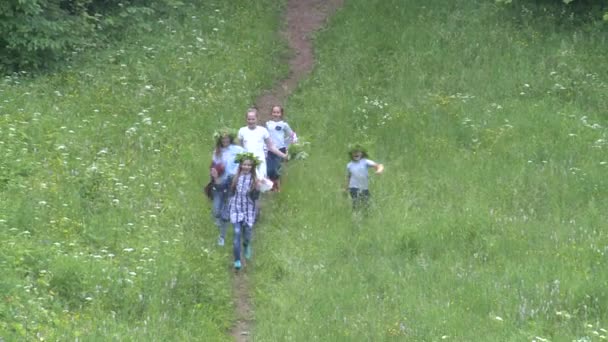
[[348, 144, 369, 161], [235, 152, 260, 177], [213, 128, 236, 148], [270, 105, 284, 121], [246, 107, 258, 128]]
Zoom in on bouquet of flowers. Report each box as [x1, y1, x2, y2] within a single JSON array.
[[287, 134, 310, 161]]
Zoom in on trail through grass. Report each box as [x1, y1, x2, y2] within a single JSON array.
[[0, 1, 286, 340]]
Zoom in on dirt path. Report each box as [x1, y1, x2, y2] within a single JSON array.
[[229, 0, 343, 341]]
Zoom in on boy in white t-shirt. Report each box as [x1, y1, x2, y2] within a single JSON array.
[[237, 108, 287, 179]]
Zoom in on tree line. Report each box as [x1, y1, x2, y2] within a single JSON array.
[[1, 0, 605, 75], [0, 0, 186, 74]]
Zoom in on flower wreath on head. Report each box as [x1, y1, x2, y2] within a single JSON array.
[[235, 152, 262, 168], [212, 127, 237, 141], [347, 143, 369, 159]]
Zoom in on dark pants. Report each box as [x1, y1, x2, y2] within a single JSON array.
[[266, 147, 286, 180], [349, 188, 370, 211]]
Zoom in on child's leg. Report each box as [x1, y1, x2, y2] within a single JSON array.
[[361, 190, 371, 215], [233, 221, 242, 261], [349, 188, 361, 210], [219, 219, 228, 240], [243, 223, 253, 260], [243, 224, 253, 246], [212, 186, 223, 227]]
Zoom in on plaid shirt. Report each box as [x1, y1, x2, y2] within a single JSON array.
[[228, 173, 256, 226]]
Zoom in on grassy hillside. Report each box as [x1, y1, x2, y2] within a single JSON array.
[[253, 0, 608, 340], [0, 1, 286, 340]]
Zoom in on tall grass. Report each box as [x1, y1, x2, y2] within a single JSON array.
[[0, 1, 287, 340], [254, 0, 607, 340]]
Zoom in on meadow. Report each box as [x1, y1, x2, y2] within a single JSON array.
[[0, 1, 287, 340], [1, 0, 607, 341], [252, 0, 608, 340]]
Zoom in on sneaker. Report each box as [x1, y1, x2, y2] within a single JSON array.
[[234, 260, 242, 270], [217, 237, 225, 246], [244, 245, 252, 260]]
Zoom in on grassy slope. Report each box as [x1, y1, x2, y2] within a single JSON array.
[[253, 0, 607, 340], [0, 1, 286, 340]]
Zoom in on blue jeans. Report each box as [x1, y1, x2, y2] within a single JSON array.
[[266, 147, 286, 180], [212, 179, 231, 238], [233, 221, 252, 262]]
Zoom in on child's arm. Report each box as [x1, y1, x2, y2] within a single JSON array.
[[345, 171, 351, 191], [367, 160, 384, 174], [265, 137, 287, 159], [374, 164, 384, 174], [236, 129, 244, 147], [284, 123, 294, 145]]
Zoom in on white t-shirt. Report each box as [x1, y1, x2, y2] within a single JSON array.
[[238, 125, 270, 178], [238, 126, 270, 159]]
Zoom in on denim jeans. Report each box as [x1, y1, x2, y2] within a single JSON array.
[[266, 147, 286, 180], [212, 180, 230, 238], [233, 221, 252, 262]]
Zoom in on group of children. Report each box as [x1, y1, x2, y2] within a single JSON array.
[[208, 105, 384, 270]]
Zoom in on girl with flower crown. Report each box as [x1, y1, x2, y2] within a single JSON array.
[[228, 152, 262, 270], [210, 128, 244, 247]]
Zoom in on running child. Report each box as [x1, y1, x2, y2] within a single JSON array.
[[345, 144, 384, 212], [265, 105, 293, 192], [237, 107, 287, 179], [210, 128, 244, 246], [228, 152, 262, 270]]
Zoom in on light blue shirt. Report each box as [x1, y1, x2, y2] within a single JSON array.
[[346, 158, 375, 190], [213, 144, 245, 183]]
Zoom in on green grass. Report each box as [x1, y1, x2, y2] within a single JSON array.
[[0, 0, 287, 340], [253, 0, 608, 340], [2, 0, 608, 340]]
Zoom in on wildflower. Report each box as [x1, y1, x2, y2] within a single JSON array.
[[123, 248, 135, 252]]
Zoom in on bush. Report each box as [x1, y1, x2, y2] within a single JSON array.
[[0, 0, 94, 73], [0, 0, 184, 74]]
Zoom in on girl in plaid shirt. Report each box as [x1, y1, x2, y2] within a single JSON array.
[[228, 152, 262, 270]]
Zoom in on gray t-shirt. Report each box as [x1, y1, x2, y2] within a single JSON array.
[[346, 159, 376, 190], [266, 120, 293, 149]]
